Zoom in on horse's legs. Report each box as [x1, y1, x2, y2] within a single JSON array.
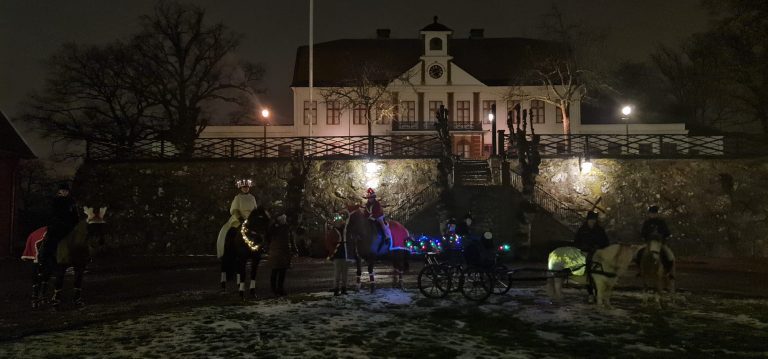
[[368, 261, 376, 293], [31, 264, 44, 308], [249, 255, 260, 296], [73, 266, 85, 306], [237, 259, 247, 300], [355, 257, 362, 292], [52, 265, 66, 308], [219, 259, 228, 293]]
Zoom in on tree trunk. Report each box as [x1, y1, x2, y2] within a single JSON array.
[[366, 108, 373, 156], [560, 102, 572, 152]]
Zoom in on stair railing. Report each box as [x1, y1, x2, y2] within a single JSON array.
[[388, 183, 442, 222], [509, 168, 583, 228]]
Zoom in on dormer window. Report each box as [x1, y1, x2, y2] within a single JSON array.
[[429, 37, 442, 51]]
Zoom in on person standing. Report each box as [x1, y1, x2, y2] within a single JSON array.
[[326, 213, 349, 296], [267, 213, 294, 297], [217, 179, 258, 291]]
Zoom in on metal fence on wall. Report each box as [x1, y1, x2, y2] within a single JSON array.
[[85, 133, 767, 161], [85, 135, 444, 161], [501, 134, 768, 158]]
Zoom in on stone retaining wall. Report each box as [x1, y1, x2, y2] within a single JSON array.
[[74, 159, 439, 255], [531, 158, 768, 257]]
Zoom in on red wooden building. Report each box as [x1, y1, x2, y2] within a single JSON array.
[[0, 110, 35, 257]]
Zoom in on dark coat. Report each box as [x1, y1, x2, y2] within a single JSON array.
[[641, 218, 671, 241], [267, 222, 294, 269], [574, 223, 609, 252], [331, 226, 348, 260], [48, 196, 79, 239]]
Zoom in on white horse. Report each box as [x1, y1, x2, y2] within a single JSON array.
[[547, 244, 642, 308], [639, 236, 676, 308]]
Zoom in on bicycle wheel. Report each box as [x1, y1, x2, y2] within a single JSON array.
[[491, 265, 513, 295], [418, 265, 449, 298], [460, 268, 493, 302]]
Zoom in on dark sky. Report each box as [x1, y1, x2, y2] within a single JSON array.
[[0, 0, 709, 159]]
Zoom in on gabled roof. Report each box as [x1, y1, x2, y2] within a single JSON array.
[[0, 110, 36, 159], [291, 38, 563, 88]]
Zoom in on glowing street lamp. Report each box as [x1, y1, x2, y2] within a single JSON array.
[[621, 105, 633, 153], [261, 108, 271, 157]]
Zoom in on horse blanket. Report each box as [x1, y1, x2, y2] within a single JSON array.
[[22, 227, 47, 262], [548, 246, 587, 276], [389, 221, 409, 250]]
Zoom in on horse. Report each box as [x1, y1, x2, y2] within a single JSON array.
[[343, 207, 411, 292], [219, 206, 271, 299], [546, 244, 641, 308], [30, 207, 107, 309], [638, 236, 676, 308]]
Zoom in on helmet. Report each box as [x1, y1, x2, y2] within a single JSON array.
[[648, 205, 659, 214], [586, 211, 598, 220], [363, 188, 376, 199], [235, 178, 253, 188]]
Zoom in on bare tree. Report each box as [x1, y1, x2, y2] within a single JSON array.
[[24, 42, 160, 149], [506, 6, 609, 136], [320, 62, 415, 153], [132, 0, 264, 154]]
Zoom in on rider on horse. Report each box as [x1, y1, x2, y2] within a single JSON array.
[[39, 183, 79, 275], [363, 188, 392, 252], [33, 182, 79, 307], [574, 211, 610, 300], [217, 178, 258, 286]]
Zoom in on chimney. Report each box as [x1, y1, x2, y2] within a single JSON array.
[[376, 29, 391, 39], [469, 28, 484, 39]]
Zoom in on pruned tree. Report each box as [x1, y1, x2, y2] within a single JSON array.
[[24, 0, 264, 156], [24, 42, 161, 149], [698, 0, 768, 133], [132, 0, 264, 154], [506, 6, 610, 136], [320, 62, 416, 154]]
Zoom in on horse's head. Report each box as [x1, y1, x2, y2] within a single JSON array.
[[83, 206, 108, 246]]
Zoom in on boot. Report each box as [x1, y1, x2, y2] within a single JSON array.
[[220, 281, 226, 293], [333, 287, 340, 296], [73, 288, 84, 306], [341, 286, 347, 295]]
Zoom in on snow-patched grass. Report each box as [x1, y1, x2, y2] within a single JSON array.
[[1, 287, 767, 358]]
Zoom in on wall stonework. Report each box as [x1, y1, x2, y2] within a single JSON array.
[[74, 159, 439, 255], [534, 158, 768, 257]]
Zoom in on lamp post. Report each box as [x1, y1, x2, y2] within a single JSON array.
[[261, 108, 270, 157], [621, 105, 632, 153]]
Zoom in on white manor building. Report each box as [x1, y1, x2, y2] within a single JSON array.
[[203, 18, 687, 159]]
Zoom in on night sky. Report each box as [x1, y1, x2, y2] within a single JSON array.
[[0, 0, 708, 160]]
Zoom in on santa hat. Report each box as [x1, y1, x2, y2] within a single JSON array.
[[363, 188, 377, 199]]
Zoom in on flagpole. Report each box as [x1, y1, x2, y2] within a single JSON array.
[[308, 0, 314, 142]]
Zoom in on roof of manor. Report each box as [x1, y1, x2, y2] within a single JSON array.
[[0, 110, 36, 159], [291, 37, 564, 87]]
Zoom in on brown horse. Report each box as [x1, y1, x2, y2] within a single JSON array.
[[639, 236, 676, 308], [344, 207, 407, 292]]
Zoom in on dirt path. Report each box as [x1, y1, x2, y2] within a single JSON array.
[[1, 255, 767, 342]]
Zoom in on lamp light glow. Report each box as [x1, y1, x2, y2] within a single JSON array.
[[261, 109, 270, 118], [621, 106, 632, 116]]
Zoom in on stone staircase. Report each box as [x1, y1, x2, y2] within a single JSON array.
[[455, 159, 492, 186]]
